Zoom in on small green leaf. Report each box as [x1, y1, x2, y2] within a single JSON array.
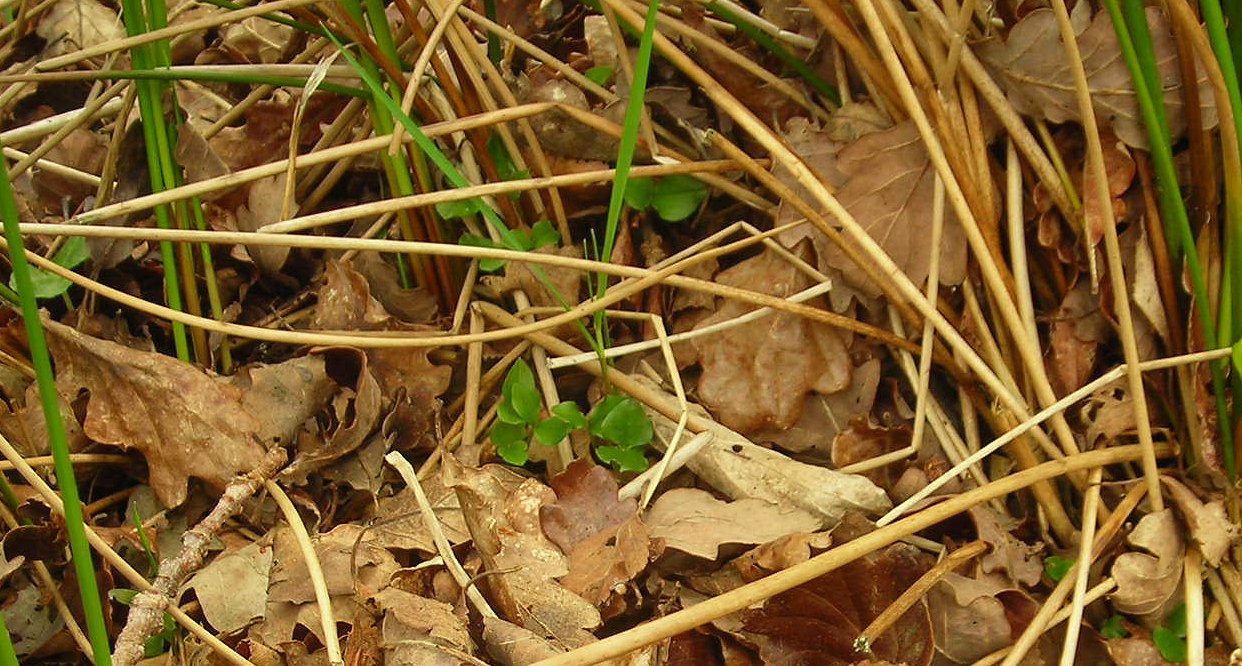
[[529, 220, 561, 249], [1099, 615, 1128, 639], [1165, 603, 1187, 637], [552, 401, 587, 429], [505, 228, 535, 252], [533, 416, 573, 446], [109, 588, 139, 605], [496, 437, 530, 466], [585, 65, 615, 86], [596, 445, 649, 472], [490, 420, 527, 446], [589, 394, 653, 447], [1153, 626, 1187, 663], [12, 236, 90, 299], [501, 359, 541, 424], [624, 177, 655, 211], [496, 398, 525, 424], [487, 132, 529, 182], [436, 198, 481, 220], [650, 174, 707, 222], [459, 233, 507, 272], [1043, 555, 1075, 583]]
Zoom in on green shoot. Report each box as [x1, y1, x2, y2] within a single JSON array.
[[1, 145, 112, 665], [489, 360, 654, 471], [585, 66, 615, 87], [0, 611, 18, 666], [10, 237, 88, 300], [1042, 555, 1074, 583], [624, 174, 709, 222], [1099, 615, 1128, 640], [458, 220, 561, 273], [1153, 603, 1188, 663]]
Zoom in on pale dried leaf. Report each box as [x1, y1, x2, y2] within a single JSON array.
[[976, 7, 1216, 148], [1110, 509, 1184, 623], [1160, 477, 1240, 567], [234, 174, 292, 274], [36, 0, 123, 56], [688, 244, 851, 432], [927, 572, 1012, 663], [188, 541, 272, 634], [969, 506, 1044, 587], [1047, 280, 1111, 395], [646, 488, 823, 560]]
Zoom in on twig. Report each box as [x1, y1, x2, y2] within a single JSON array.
[[112, 447, 288, 666]]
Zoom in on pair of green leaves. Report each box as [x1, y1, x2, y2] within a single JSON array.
[[490, 359, 654, 471], [624, 174, 708, 223]]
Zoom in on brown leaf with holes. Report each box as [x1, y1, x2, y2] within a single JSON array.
[[976, 6, 1215, 148], [743, 543, 933, 666], [685, 243, 851, 433], [43, 318, 333, 507], [646, 488, 823, 561]]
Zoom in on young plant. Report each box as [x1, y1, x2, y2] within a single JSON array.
[[490, 359, 654, 471], [1042, 555, 1074, 583], [1153, 603, 1188, 663], [456, 220, 561, 273], [8, 237, 88, 302], [624, 174, 709, 223]]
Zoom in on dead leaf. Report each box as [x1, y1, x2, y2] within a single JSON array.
[[830, 418, 912, 489], [1047, 280, 1111, 395], [374, 587, 477, 665], [1159, 476, 1239, 567], [969, 506, 1044, 587], [43, 318, 332, 507], [756, 357, 882, 456], [36, 0, 123, 57], [743, 543, 933, 666], [188, 541, 272, 634], [220, 15, 294, 64], [369, 473, 469, 554], [645, 488, 823, 560], [1081, 380, 1139, 449], [686, 243, 852, 433], [541, 459, 636, 553], [1110, 508, 1184, 624], [234, 174, 292, 275], [976, 6, 1216, 148], [926, 571, 1039, 663]]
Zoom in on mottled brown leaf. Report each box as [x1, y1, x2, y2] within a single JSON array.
[[969, 507, 1044, 587]]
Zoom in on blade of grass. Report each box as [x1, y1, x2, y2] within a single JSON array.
[[0, 146, 112, 666], [1102, 0, 1235, 471]]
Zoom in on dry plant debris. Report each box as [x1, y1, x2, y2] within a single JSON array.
[[0, 0, 1237, 665]]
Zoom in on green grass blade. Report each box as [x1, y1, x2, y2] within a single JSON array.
[[0, 145, 113, 666]]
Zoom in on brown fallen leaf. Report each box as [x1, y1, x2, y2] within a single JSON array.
[[374, 587, 477, 665], [685, 243, 852, 433], [743, 543, 933, 666], [35, 0, 124, 57], [43, 318, 333, 507], [969, 506, 1044, 588], [976, 6, 1216, 149], [233, 174, 292, 275], [187, 541, 272, 634], [926, 570, 1039, 663], [645, 488, 823, 561], [1110, 508, 1184, 624], [1159, 476, 1240, 567], [1047, 280, 1112, 396]]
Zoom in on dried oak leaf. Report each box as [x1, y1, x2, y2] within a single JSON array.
[[969, 506, 1044, 587], [541, 460, 653, 609], [374, 587, 477, 665], [976, 6, 1216, 149], [1160, 476, 1239, 567], [743, 543, 933, 666], [1110, 508, 1184, 624], [645, 488, 823, 561], [43, 318, 333, 507], [686, 243, 851, 433], [36, 0, 123, 57]]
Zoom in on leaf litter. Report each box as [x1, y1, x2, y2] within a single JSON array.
[[0, 0, 1236, 664]]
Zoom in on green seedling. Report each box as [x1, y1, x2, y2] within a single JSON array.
[[458, 220, 561, 272], [1153, 603, 1188, 663], [585, 66, 615, 87], [490, 359, 654, 470], [9, 237, 88, 300], [624, 174, 709, 223], [1099, 615, 1128, 640], [486, 133, 531, 183], [1042, 555, 1074, 583]]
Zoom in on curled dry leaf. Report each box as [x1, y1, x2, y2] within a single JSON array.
[[43, 318, 333, 507], [969, 506, 1044, 587], [1159, 476, 1239, 567], [927, 571, 1039, 664], [686, 243, 851, 433], [976, 6, 1216, 148], [373, 587, 477, 665], [1110, 508, 1184, 624], [233, 174, 292, 275], [645, 488, 823, 560], [743, 543, 934, 666], [641, 375, 892, 525]]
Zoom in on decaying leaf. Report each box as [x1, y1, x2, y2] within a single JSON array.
[[743, 543, 933, 666], [43, 318, 333, 507], [641, 375, 892, 525], [646, 488, 823, 560], [233, 174, 292, 275], [1047, 280, 1111, 396], [188, 541, 272, 634], [374, 587, 477, 665], [1111, 509, 1184, 624], [927, 571, 1039, 664], [1160, 476, 1239, 567], [976, 6, 1216, 148], [969, 506, 1044, 587], [686, 243, 852, 433], [36, 0, 123, 57]]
